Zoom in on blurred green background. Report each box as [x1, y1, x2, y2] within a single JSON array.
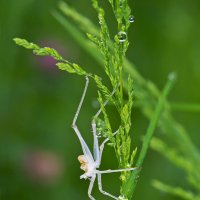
[[0, 0, 200, 199]]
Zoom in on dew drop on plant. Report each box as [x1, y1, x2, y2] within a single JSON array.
[[129, 15, 135, 23], [117, 31, 127, 43]]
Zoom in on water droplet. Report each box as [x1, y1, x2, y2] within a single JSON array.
[[129, 15, 135, 23], [117, 31, 127, 43], [168, 72, 176, 81]]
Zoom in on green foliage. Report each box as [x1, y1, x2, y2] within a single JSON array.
[[54, 2, 200, 200], [13, 38, 91, 77], [95, 117, 108, 138], [151, 137, 200, 199], [14, 1, 139, 198], [152, 180, 200, 200], [14, 0, 200, 200], [58, 1, 99, 35], [122, 73, 176, 197], [88, 0, 138, 193], [14, 0, 137, 196], [93, 75, 111, 98], [14, 38, 63, 60], [13, 38, 40, 50], [56, 63, 88, 76], [171, 102, 200, 112], [97, 91, 114, 143]]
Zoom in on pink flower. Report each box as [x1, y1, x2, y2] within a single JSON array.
[[23, 150, 64, 184], [34, 39, 66, 72]]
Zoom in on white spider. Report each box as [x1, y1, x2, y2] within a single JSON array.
[[71, 77, 136, 200]]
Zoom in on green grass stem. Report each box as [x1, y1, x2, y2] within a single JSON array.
[[171, 102, 200, 112], [121, 73, 176, 199]]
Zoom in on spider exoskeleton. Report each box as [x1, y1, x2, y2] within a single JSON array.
[[71, 76, 136, 200]]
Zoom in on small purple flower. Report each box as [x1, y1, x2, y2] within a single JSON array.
[[23, 149, 64, 184], [34, 39, 66, 73]]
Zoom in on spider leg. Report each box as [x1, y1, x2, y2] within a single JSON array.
[[94, 88, 116, 119], [98, 130, 118, 165], [97, 173, 118, 200], [88, 175, 96, 200], [72, 76, 89, 126], [92, 88, 117, 165], [92, 120, 100, 164], [72, 77, 94, 161], [96, 167, 137, 199], [94, 127, 118, 167], [96, 167, 137, 174]]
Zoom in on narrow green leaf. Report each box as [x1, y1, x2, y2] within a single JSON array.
[[94, 75, 110, 97], [72, 63, 87, 75], [56, 62, 76, 73], [152, 180, 200, 200], [14, 38, 63, 61], [13, 38, 39, 50]]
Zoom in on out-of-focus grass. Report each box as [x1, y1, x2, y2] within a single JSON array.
[[0, 0, 200, 200]]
